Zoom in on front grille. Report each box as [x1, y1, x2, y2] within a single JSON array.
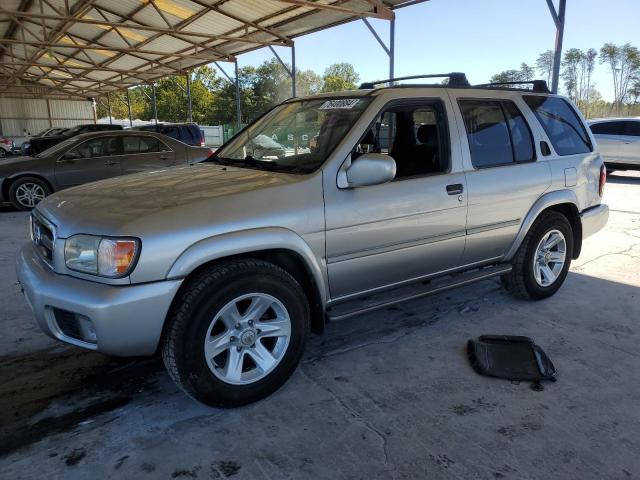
[[30, 214, 55, 265]]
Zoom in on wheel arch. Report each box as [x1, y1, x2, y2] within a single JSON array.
[[166, 228, 328, 334], [504, 190, 582, 261]]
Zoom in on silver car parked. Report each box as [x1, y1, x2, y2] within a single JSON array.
[[16, 74, 609, 407], [0, 130, 213, 210], [589, 117, 640, 172]]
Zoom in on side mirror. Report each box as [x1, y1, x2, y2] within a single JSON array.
[[346, 153, 396, 187]]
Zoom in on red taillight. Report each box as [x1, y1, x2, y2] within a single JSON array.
[[599, 165, 606, 197], [200, 140, 206, 147], [0, 138, 11, 145]]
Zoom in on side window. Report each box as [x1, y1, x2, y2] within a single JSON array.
[[354, 101, 449, 179], [139, 136, 160, 153], [104, 137, 122, 156], [161, 127, 180, 141], [590, 122, 626, 135], [68, 138, 107, 158], [524, 95, 592, 155], [624, 121, 640, 137], [123, 136, 141, 154], [459, 99, 534, 168]]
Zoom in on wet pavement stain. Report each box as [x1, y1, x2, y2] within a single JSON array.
[[0, 348, 164, 457]]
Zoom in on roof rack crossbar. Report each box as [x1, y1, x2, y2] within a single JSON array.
[[359, 72, 470, 89], [474, 80, 551, 94]]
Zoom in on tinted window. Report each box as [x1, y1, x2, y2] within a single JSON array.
[[624, 121, 640, 136], [354, 101, 449, 178], [524, 96, 592, 155], [459, 100, 513, 167], [69, 137, 119, 158], [160, 126, 180, 141], [590, 121, 626, 135], [503, 101, 535, 162], [123, 136, 160, 153]]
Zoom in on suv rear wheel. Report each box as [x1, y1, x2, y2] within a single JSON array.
[[161, 259, 309, 407], [501, 211, 573, 300]]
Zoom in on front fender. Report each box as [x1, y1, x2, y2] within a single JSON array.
[[166, 227, 328, 306], [503, 189, 579, 261]]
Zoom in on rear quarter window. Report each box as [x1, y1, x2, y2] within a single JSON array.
[[524, 95, 592, 156]]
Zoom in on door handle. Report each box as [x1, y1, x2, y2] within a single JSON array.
[[104, 161, 118, 166], [446, 184, 464, 195]]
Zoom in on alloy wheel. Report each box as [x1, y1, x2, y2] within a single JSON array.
[[203, 293, 291, 385], [15, 183, 46, 208], [532, 229, 566, 287]]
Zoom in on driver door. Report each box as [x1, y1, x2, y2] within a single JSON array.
[[324, 98, 468, 299], [55, 136, 122, 188]]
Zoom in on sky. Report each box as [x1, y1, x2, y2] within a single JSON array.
[[230, 0, 640, 102]]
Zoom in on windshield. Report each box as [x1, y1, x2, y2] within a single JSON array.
[[33, 137, 79, 158], [213, 97, 372, 173]]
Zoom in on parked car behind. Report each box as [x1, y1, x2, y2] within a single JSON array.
[[28, 124, 123, 155], [588, 118, 640, 172], [16, 75, 609, 407], [132, 123, 205, 147], [0, 137, 14, 158], [20, 127, 70, 155], [0, 130, 213, 210]]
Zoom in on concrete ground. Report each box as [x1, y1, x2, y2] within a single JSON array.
[[1, 172, 639, 480]]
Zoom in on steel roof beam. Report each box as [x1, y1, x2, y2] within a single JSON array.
[[276, 0, 394, 20]]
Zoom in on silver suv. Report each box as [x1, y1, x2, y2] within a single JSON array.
[[16, 74, 609, 407]]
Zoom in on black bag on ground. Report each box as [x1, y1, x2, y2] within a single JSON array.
[[467, 335, 557, 382]]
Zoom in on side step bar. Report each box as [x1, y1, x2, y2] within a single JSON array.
[[326, 264, 512, 322]]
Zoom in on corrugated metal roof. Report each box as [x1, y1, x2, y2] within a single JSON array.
[[0, 0, 418, 99]]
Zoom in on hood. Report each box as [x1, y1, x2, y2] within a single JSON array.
[[36, 163, 308, 236], [0, 155, 47, 174]]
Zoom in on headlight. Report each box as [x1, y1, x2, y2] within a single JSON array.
[[64, 235, 140, 278]]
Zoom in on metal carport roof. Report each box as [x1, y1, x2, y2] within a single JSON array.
[[0, 0, 417, 99]]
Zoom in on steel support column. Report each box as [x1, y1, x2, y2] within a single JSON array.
[[126, 89, 132, 127], [389, 17, 395, 82], [362, 15, 396, 83], [107, 93, 112, 125], [268, 45, 296, 97], [186, 71, 193, 123], [234, 60, 241, 129], [151, 83, 158, 125], [291, 43, 296, 97], [547, 0, 566, 94]]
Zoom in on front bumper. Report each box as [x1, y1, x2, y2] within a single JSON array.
[[16, 241, 183, 356], [581, 203, 609, 239]]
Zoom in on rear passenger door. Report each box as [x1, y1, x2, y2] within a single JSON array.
[[590, 121, 626, 163], [618, 121, 640, 166], [449, 93, 551, 264], [120, 135, 176, 174]]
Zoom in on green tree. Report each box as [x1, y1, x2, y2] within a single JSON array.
[[536, 50, 555, 85], [321, 62, 360, 92], [600, 43, 640, 113], [490, 63, 533, 84]]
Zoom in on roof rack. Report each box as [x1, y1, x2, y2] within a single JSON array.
[[359, 73, 470, 89], [474, 80, 551, 94]]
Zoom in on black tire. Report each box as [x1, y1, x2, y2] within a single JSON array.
[[501, 211, 573, 300], [161, 258, 309, 407], [0, 149, 5, 158], [8, 176, 51, 211]]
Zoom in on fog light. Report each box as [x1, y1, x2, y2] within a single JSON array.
[[76, 314, 97, 343], [53, 308, 97, 344]]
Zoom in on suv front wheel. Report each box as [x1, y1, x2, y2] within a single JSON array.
[[161, 259, 309, 407], [501, 211, 573, 300]]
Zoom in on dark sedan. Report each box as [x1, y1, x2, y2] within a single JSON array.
[[28, 123, 123, 155], [0, 130, 213, 210]]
